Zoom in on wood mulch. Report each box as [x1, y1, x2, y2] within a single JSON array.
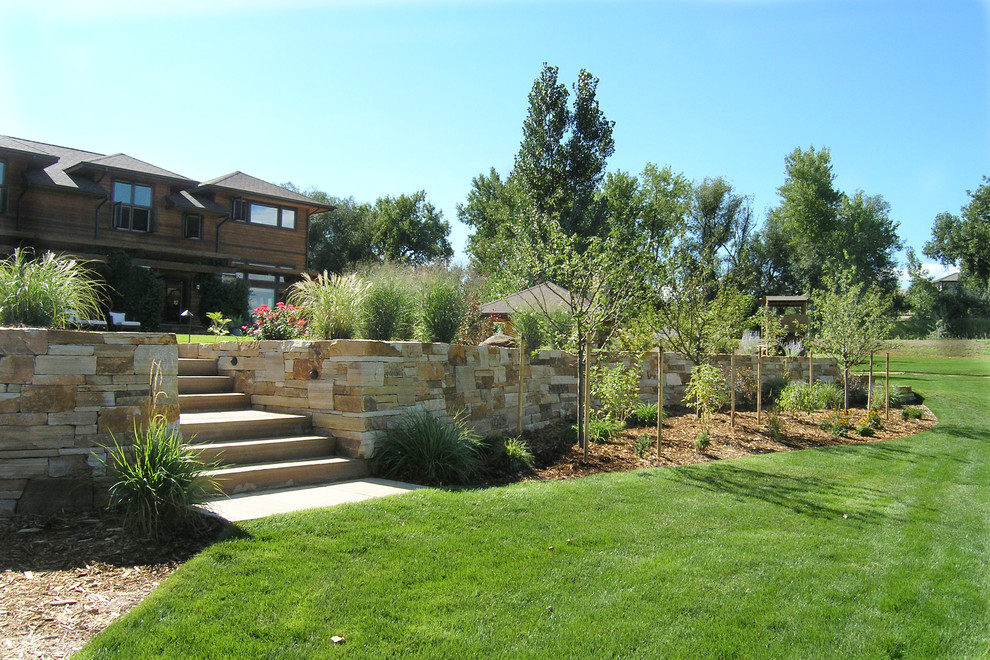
[[0, 405, 935, 658]]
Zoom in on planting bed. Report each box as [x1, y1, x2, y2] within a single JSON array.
[[0, 406, 935, 658]]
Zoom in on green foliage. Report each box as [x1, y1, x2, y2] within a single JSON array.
[[511, 309, 544, 353], [858, 408, 884, 430], [762, 375, 789, 405], [870, 382, 907, 409], [370, 191, 453, 265], [103, 414, 217, 538], [502, 436, 536, 474], [684, 364, 729, 433], [818, 409, 853, 437], [289, 271, 369, 339], [305, 191, 375, 274], [591, 361, 641, 423], [633, 433, 653, 458], [0, 248, 104, 328], [244, 302, 307, 340], [777, 381, 843, 413], [754, 305, 788, 356], [902, 407, 924, 421], [206, 311, 231, 336], [373, 411, 483, 485], [97, 249, 165, 330], [196, 273, 249, 323], [694, 430, 711, 452], [581, 416, 625, 443], [418, 270, 466, 343], [627, 402, 662, 427], [765, 411, 787, 440], [457, 294, 496, 345], [856, 425, 875, 437], [362, 270, 415, 340], [924, 175, 990, 291]]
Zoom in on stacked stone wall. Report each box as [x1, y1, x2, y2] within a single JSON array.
[[0, 329, 177, 516]]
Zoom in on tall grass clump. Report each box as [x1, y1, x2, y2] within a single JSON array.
[[361, 266, 415, 340], [418, 270, 466, 343], [777, 381, 843, 413], [373, 411, 483, 485], [511, 309, 544, 352], [0, 248, 104, 328], [289, 271, 369, 339], [100, 363, 218, 538]]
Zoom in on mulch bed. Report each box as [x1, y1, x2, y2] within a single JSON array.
[[0, 406, 935, 658]]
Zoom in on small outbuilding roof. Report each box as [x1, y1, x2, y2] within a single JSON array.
[[934, 271, 960, 284], [481, 282, 585, 317]]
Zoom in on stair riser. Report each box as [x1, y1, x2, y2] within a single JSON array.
[[182, 419, 311, 443], [193, 437, 334, 466], [179, 358, 219, 376], [179, 376, 234, 394], [179, 393, 252, 412], [203, 460, 369, 496]]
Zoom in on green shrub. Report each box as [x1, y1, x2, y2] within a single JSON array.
[[777, 381, 842, 413], [857, 425, 875, 437], [418, 272, 466, 343], [0, 248, 105, 329], [512, 309, 544, 352], [102, 414, 217, 538], [457, 294, 496, 345], [694, 431, 711, 452], [633, 433, 653, 458], [206, 311, 231, 336], [684, 364, 728, 433], [503, 436, 536, 474], [818, 409, 852, 437], [362, 275, 415, 340], [289, 271, 368, 339], [591, 362, 641, 423], [627, 402, 662, 427], [902, 407, 924, 421], [765, 411, 787, 441], [578, 416, 625, 444], [99, 249, 164, 330], [870, 382, 908, 409], [762, 375, 789, 405], [373, 411, 483, 485], [243, 302, 307, 340]]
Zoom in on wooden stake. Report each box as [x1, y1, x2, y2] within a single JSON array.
[[730, 350, 736, 429], [808, 349, 813, 388], [885, 352, 890, 421], [756, 346, 762, 424], [868, 352, 874, 411], [657, 344, 663, 460], [517, 334, 525, 436], [583, 340, 592, 462]]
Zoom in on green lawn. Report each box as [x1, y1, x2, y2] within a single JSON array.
[[852, 340, 990, 376], [80, 356, 990, 658]]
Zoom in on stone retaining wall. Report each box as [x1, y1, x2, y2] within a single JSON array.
[[0, 329, 177, 516], [187, 340, 578, 458]]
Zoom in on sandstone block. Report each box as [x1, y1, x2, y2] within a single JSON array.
[[35, 355, 96, 375], [0, 329, 48, 355], [134, 344, 177, 376], [48, 411, 98, 426], [20, 385, 76, 413], [0, 392, 18, 412], [0, 355, 35, 384], [97, 356, 134, 375]]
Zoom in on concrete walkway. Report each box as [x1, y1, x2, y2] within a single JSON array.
[[198, 478, 426, 522]]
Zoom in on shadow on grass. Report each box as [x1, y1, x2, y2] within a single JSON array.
[[648, 462, 903, 525]]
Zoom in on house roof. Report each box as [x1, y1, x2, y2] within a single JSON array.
[[196, 172, 332, 210], [166, 190, 230, 215], [66, 153, 195, 184], [481, 282, 586, 316], [934, 271, 960, 284], [762, 295, 809, 306], [0, 136, 60, 164]]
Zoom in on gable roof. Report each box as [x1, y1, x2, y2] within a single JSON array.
[[934, 271, 960, 284], [195, 171, 331, 209], [481, 282, 586, 316], [67, 153, 195, 184]]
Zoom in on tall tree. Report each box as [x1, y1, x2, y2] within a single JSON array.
[[457, 169, 530, 289], [514, 64, 615, 238], [924, 175, 990, 292], [305, 191, 375, 274], [369, 191, 453, 265]]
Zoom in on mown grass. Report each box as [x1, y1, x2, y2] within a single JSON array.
[[851, 340, 990, 376], [80, 354, 990, 658]]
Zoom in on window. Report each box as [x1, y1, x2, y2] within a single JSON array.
[[0, 160, 6, 215], [183, 213, 203, 239], [112, 181, 153, 232], [237, 201, 298, 229]]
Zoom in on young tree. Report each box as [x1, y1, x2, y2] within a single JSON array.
[[809, 270, 891, 409]]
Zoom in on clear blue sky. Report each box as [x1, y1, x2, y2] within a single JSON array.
[[2, 0, 987, 277]]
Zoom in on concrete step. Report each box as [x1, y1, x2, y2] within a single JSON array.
[[190, 434, 335, 466], [202, 457, 369, 496], [179, 358, 218, 376], [179, 392, 252, 412], [178, 375, 234, 394], [181, 409, 312, 443]]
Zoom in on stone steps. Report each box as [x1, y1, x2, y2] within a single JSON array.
[[177, 352, 367, 497]]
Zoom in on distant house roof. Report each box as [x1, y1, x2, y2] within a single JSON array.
[[481, 282, 586, 317], [934, 271, 960, 284], [763, 295, 809, 305], [195, 172, 332, 210]]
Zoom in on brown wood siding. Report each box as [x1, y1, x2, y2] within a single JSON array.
[[212, 191, 308, 271]]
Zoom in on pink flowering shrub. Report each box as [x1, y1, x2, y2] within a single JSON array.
[[242, 302, 307, 340]]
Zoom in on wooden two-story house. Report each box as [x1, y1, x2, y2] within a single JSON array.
[[0, 135, 331, 326]]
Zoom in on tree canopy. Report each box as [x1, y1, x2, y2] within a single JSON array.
[[924, 175, 990, 292]]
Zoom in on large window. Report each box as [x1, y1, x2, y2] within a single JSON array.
[[0, 160, 7, 214], [112, 181, 153, 232], [232, 201, 297, 229]]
